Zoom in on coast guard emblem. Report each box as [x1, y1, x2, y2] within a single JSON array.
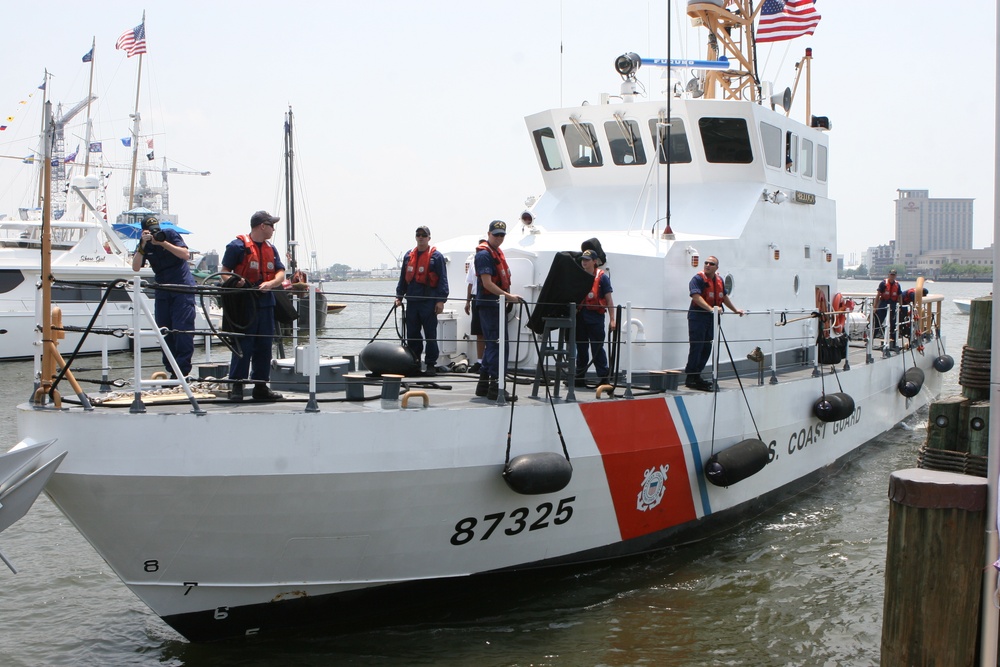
[[636, 464, 669, 511]]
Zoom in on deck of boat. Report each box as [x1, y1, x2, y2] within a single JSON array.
[[69, 336, 911, 415]]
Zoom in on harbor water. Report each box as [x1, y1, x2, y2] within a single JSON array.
[[0, 279, 982, 666]]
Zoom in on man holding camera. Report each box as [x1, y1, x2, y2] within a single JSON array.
[[131, 215, 197, 378]]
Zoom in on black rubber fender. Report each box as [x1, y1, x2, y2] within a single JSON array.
[[933, 354, 955, 373], [503, 452, 573, 495], [359, 341, 420, 377], [897, 367, 925, 398], [705, 439, 769, 487], [813, 392, 855, 423]]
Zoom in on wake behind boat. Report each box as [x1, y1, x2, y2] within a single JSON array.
[[1, 3, 951, 642]]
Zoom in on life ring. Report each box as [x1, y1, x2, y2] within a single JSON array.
[[815, 288, 830, 337], [831, 292, 852, 335]]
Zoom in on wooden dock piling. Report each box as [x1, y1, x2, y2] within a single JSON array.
[[880, 469, 987, 666]]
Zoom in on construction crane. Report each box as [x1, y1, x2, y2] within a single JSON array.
[[97, 158, 210, 215], [374, 232, 403, 270]]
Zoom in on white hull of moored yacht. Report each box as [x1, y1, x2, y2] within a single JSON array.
[[17, 347, 941, 640]]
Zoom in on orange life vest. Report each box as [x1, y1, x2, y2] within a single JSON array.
[[233, 234, 278, 285], [404, 246, 440, 287], [581, 270, 608, 314], [699, 271, 725, 307], [881, 280, 900, 302], [476, 241, 511, 291]]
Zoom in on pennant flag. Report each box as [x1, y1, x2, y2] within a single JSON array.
[[757, 0, 821, 43], [23, 154, 34, 163], [121, 137, 132, 147], [89, 141, 102, 153], [65, 146, 80, 163], [146, 138, 154, 149], [115, 20, 147, 58], [82, 48, 94, 63], [38, 80, 46, 91], [1, 126, 7, 132], [146, 151, 155, 161]]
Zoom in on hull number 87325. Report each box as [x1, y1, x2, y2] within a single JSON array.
[[450, 496, 576, 546]]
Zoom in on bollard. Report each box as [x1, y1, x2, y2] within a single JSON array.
[[880, 469, 986, 666], [345, 372, 367, 401], [380, 374, 404, 408]]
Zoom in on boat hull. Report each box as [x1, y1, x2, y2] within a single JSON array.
[[18, 347, 941, 640]]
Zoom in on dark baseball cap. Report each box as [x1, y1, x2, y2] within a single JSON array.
[[250, 210, 280, 227], [581, 249, 598, 260], [888, 269, 897, 275], [415, 226, 431, 236], [141, 215, 159, 229], [488, 220, 507, 236]]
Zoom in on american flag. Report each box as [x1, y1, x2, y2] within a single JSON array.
[[757, 0, 821, 43], [115, 20, 147, 58]]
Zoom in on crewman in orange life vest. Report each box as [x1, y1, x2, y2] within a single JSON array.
[[684, 255, 744, 391], [394, 226, 450, 376], [474, 220, 523, 402], [873, 268, 902, 350], [575, 249, 615, 385]]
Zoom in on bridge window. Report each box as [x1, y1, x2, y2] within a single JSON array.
[[604, 118, 646, 165], [531, 127, 564, 171], [699, 117, 753, 163], [759, 122, 781, 168], [562, 121, 603, 168], [817, 144, 828, 182], [801, 139, 814, 177], [648, 118, 692, 163]]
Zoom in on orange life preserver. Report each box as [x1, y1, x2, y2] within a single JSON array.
[[476, 241, 511, 291], [404, 246, 440, 288], [699, 271, 725, 307], [580, 270, 608, 314], [831, 292, 852, 335], [234, 234, 278, 285]]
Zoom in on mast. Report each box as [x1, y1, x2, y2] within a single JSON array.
[[81, 37, 97, 220], [126, 13, 146, 211], [38, 101, 55, 404], [35, 70, 50, 208], [284, 106, 297, 274], [82, 37, 96, 177], [685, 0, 758, 101]]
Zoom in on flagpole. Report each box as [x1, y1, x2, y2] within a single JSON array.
[[126, 13, 145, 211], [82, 37, 95, 178], [36, 70, 50, 209], [81, 37, 96, 221], [127, 53, 142, 211]]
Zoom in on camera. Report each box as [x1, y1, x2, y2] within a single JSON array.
[[147, 225, 167, 242]]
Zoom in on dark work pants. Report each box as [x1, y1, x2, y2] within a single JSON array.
[[229, 307, 275, 383], [404, 299, 439, 367], [684, 311, 714, 376], [155, 290, 196, 376]]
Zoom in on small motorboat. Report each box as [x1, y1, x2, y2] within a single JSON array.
[[953, 299, 971, 314]]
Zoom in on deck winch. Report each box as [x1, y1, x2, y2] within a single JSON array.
[[813, 392, 855, 423], [503, 453, 573, 495], [705, 439, 769, 487], [897, 368, 925, 397]]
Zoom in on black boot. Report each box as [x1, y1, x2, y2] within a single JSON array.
[[252, 382, 283, 401], [475, 373, 490, 397], [487, 380, 517, 403], [228, 382, 244, 402]]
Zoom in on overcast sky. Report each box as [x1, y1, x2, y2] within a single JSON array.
[[0, 1, 994, 270]]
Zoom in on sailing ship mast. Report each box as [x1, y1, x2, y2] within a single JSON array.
[[124, 13, 146, 210], [284, 106, 298, 275]]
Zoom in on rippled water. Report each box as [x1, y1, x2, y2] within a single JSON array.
[[0, 280, 979, 666]]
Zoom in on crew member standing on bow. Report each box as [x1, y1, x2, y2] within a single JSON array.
[[873, 268, 902, 350], [394, 225, 449, 376], [474, 220, 522, 401], [221, 210, 286, 402], [131, 215, 196, 379], [575, 249, 615, 385], [684, 255, 744, 391]]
